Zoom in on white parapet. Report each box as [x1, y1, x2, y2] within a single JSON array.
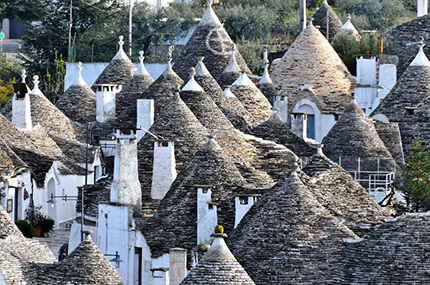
[[12, 93, 32, 130], [96, 84, 121, 123]]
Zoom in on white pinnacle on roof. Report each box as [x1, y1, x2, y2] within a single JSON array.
[[166, 45, 174, 72], [112, 35, 129, 60], [29, 75, 43, 95], [224, 87, 236, 98], [195, 57, 211, 77], [71, 62, 88, 86], [134, 51, 151, 77], [224, 44, 241, 73], [340, 14, 359, 35], [21, 69, 26, 83], [232, 72, 255, 86], [410, 41, 430, 67], [182, 67, 205, 92], [199, 0, 222, 27], [259, 47, 273, 84]]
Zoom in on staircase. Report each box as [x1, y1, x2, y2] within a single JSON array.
[[34, 229, 70, 260]]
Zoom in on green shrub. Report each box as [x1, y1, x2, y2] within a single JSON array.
[[38, 215, 55, 236], [15, 220, 34, 238]]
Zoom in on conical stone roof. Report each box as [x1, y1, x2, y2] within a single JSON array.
[[302, 151, 388, 236], [193, 58, 253, 130], [0, 204, 23, 237], [372, 44, 430, 149], [173, 2, 251, 81], [250, 110, 316, 157], [38, 232, 123, 284], [92, 36, 137, 87], [181, 230, 255, 285], [115, 51, 154, 118], [137, 94, 209, 213], [230, 73, 272, 124], [180, 72, 253, 161], [141, 137, 247, 259], [0, 138, 27, 178], [227, 169, 358, 284], [312, 0, 343, 41], [336, 213, 430, 284], [56, 62, 97, 124], [271, 20, 354, 113], [323, 98, 397, 171], [386, 14, 430, 76]]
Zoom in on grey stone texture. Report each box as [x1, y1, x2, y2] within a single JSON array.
[[55, 83, 97, 124], [38, 234, 124, 284], [227, 169, 358, 285], [172, 5, 251, 81], [92, 58, 137, 87], [372, 63, 430, 150], [322, 99, 397, 172], [271, 21, 354, 113], [257, 81, 277, 106], [312, 1, 343, 42], [302, 153, 389, 236], [181, 233, 255, 285], [336, 213, 430, 284], [386, 14, 430, 76]]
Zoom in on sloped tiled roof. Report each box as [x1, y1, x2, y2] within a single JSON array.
[[372, 44, 430, 149], [173, 2, 251, 81], [137, 94, 209, 213], [230, 73, 272, 125], [386, 14, 430, 76], [249, 110, 316, 157], [141, 137, 248, 259], [38, 232, 123, 284], [227, 169, 358, 284], [55, 63, 97, 124], [181, 230, 255, 285], [373, 120, 404, 167], [92, 36, 137, 87], [271, 20, 354, 113], [193, 58, 254, 130], [302, 152, 389, 236], [336, 213, 430, 283], [0, 205, 57, 284], [322, 98, 397, 172], [312, 0, 343, 41], [115, 51, 154, 118]]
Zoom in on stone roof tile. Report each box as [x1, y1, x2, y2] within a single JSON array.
[[312, 0, 343, 41]]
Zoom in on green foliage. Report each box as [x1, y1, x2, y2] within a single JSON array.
[[237, 39, 264, 74], [24, 205, 55, 236], [398, 138, 430, 213], [0, 0, 45, 21], [0, 51, 21, 107], [332, 33, 398, 75], [15, 219, 34, 238]]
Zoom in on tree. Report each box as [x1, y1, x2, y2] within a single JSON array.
[[0, 0, 44, 21], [398, 138, 430, 213]]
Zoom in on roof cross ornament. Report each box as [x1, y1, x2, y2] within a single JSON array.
[[21, 69, 27, 83]]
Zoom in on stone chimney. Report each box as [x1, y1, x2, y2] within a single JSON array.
[[110, 129, 142, 215], [418, 0, 428, 17], [197, 187, 217, 245], [169, 248, 187, 285], [136, 99, 154, 142], [151, 141, 177, 200], [96, 84, 121, 123], [291, 113, 308, 140], [12, 70, 32, 130]]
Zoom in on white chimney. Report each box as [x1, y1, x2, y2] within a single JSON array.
[[136, 99, 154, 142], [12, 70, 32, 130], [273, 95, 289, 123], [291, 113, 308, 140], [235, 195, 259, 227], [111, 129, 142, 214], [300, 0, 307, 31], [96, 84, 121, 123], [169, 248, 187, 285], [197, 188, 217, 245], [151, 141, 176, 200], [418, 0, 428, 17]]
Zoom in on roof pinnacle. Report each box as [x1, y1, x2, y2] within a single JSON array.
[[30, 75, 42, 95], [21, 69, 26, 83], [224, 44, 241, 73], [410, 38, 430, 67], [112, 35, 129, 60]]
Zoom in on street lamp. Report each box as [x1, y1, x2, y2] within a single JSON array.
[[105, 251, 124, 268]]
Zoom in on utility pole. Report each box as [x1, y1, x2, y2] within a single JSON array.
[[129, 0, 133, 57], [68, 0, 73, 62], [299, 0, 306, 32]]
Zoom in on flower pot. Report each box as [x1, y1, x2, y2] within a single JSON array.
[[33, 226, 42, 237]]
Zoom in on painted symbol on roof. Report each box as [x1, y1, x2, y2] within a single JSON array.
[[206, 28, 231, 55]]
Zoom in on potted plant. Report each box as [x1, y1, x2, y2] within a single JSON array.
[[15, 220, 34, 238], [38, 215, 55, 237]]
